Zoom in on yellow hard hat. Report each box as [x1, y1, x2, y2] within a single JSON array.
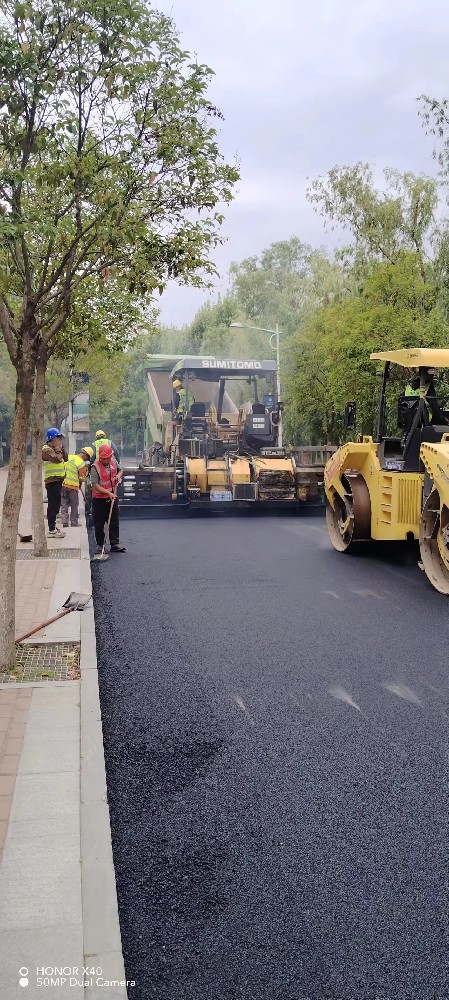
[[172, 379, 183, 389], [81, 446, 94, 458], [95, 429, 106, 439]]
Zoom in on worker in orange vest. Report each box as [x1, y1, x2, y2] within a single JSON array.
[[90, 444, 125, 553]]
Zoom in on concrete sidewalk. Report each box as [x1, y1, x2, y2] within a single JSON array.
[[0, 466, 128, 999]]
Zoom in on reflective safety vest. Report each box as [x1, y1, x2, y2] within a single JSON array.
[[405, 384, 428, 398], [177, 388, 195, 411], [42, 450, 66, 482], [91, 458, 118, 498], [63, 454, 85, 490], [93, 436, 112, 459]]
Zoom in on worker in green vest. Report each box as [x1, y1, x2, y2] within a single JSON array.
[[405, 380, 421, 397], [404, 369, 448, 425], [91, 430, 121, 463], [60, 448, 92, 527], [172, 378, 195, 413], [42, 428, 68, 538]]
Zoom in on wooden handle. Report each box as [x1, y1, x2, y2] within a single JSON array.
[[15, 607, 75, 644], [106, 492, 117, 527]]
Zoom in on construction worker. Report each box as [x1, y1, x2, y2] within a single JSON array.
[[172, 378, 195, 413], [81, 446, 95, 524], [60, 447, 92, 527], [90, 443, 126, 553], [42, 428, 68, 538], [91, 429, 120, 463], [405, 369, 448, 424], [405, 378, 422, 397]]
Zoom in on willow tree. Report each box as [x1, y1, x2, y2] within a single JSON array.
[[0, 0, 238, 669]]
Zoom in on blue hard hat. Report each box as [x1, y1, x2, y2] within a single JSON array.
[[45, 427, 63, 441]]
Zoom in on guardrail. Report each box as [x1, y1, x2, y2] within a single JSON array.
[[291, 445, 337, 466]]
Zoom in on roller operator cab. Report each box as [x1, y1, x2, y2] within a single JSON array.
[[324, 348, 449, 594]]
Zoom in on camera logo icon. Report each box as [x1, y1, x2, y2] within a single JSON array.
[[19, 967, 29, 987]]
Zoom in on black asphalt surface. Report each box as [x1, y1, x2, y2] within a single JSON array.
[[92, 511, 449, 1000]]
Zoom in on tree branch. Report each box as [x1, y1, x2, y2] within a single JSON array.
[[39, 251, 124, 349], [37, 237, 56, 297], [20, 235, 33, 298], [10, 241, 26, 281], [36, 218, 104, 301], [39, 307, 71, 348], [0, 298, 18, 363]]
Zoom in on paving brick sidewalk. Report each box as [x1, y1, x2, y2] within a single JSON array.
[[15, 561, 57, 640], [0, 464, 126, 999], [0, 688, 32, 860], [0, 465, 82, 640]]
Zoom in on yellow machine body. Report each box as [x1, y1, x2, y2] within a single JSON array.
[[185, 454, 297, 500], [186, 458, 208, 494], [229, 457, 251, 484], [324, 437, 423, 542]]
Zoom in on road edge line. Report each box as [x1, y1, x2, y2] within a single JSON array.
[[79, 515, 128, 996]]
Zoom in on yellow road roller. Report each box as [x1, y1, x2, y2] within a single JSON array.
[[324, 348, 449, 594]]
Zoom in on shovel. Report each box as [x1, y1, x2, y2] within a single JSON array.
[[15, 592, 92, 644]]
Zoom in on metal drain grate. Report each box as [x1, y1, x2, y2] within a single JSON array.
[[0, 642, 81, 684], [16, 548, 81, 560]]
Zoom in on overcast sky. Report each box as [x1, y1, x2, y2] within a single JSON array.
[[156, 0, 448, 325]]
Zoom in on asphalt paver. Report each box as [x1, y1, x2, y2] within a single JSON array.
[[92, 512, 449, 1000]]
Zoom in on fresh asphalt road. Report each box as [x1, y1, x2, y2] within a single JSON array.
[[92, 511, 449, 1000]]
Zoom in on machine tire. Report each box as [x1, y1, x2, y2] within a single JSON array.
[[419, 489, 449, 595], [326, 474, 371, 553]]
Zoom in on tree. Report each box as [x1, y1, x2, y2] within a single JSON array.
[[289, 251, 449, 441], [289, 164, 447, 441], [307, 164, 439, 276], [419, 96, 449, 315], [0, 0, 238, 669], [88, 320, 156, 451], [230, 237, 320, 337]]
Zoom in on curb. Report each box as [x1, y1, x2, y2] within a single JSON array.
[[79, 520, 128, 999]]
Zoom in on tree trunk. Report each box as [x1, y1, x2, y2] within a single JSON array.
[[0, 363, 35, 671], [32, 358, 48, 557]]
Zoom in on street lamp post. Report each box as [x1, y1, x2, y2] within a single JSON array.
[[229, 321, 283, 447]]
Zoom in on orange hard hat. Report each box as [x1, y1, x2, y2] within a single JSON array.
[[98, 444, 113, 459]]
